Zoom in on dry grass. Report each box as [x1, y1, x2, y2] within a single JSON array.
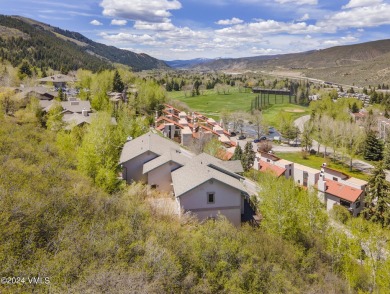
[[0, 25, 29, 39]]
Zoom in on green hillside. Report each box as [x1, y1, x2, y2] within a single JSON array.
[[0, 116, 350, 293], [0, 15, 168, 72]]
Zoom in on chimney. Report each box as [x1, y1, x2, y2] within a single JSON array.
[[82, 108, 88, 117], [318, 171, 326, 192]]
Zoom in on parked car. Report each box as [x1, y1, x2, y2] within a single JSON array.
[[238, 135, 246, 140], [230, 131, 237, 137], [254, 136, 267, 143]]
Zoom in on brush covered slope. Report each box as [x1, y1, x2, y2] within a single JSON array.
[[193, 39, 390, 85]]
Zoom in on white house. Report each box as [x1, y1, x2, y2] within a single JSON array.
[[318, 164, 367, 216], [254, 152, 293, 179], [293, 163, 320, 188]]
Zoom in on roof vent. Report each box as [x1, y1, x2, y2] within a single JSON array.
[[322, 163, 327, 167]]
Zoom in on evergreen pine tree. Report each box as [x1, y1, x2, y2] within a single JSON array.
[[18, 61, 32, 79], [363, 131, 383, 161], [112, 70, 124, 92], [383, 139, 390, 169], [241, 142, 255, 172], [351, 102, 359, 113], [231, 145, 243, 160], [363, 162, 390, 227]]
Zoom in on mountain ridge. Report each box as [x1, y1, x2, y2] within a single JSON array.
[[190, 39, 390, 85], [0, 15, 168, 72]]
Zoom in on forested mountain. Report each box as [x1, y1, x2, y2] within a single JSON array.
[[0, 15, 168, 72]]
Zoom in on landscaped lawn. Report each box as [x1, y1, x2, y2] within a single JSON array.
[[168, 89, 310, 126], [168, 89, 254, 118], [262, 104, 310, 127], [275, 152, 370, 181]]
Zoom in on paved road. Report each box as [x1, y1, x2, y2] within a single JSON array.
[[294, 115, 310, 132], [290, 116, 375, 174]]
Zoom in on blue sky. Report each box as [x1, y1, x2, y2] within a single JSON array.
[[2, 0, 390, 60]]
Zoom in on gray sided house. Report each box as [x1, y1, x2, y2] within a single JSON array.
[[171, 153, 246, 226], [119, 132, 187, 184], [119, 132, 250, 226]]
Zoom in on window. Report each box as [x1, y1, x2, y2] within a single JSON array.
[[151, 184, 157, 189], [340, 199, 351, 208], [355, 201, 361, 209], [289, 169, 292, 176], [207, 192, 215, 204], [333, 177, 338, 182]]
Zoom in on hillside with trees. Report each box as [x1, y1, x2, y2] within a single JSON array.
[[2, 112, 388, 293], [1, 60, 390, 292], [0, 15, 168, 73]]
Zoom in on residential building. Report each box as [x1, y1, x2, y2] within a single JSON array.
[[254, 152, 293, 179], [253, 154, 367, 216], [293, 163, 320, 188], [155, 104, 236, 149], [317, 164, 367, 216], [15, 86, 57, 101], [39, 97, 114, 130], [38, 74, 77, 89], [119, 132, 253, 226]]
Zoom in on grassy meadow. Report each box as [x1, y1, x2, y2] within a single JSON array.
[[168, 88, 309, 126]]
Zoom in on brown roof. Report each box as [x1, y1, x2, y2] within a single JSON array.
[[258, 160, 286, 177], [157, 116, 184, 129], [323, 166, 349, 179], [259, 151, 280, 162], [216, 149, 234, 161], [325, 179, 363, 202]]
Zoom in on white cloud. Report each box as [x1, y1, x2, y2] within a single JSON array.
[[321, 36, 359, 46], [216, 17, 244, 25], [111, 19, 127, 26], [274, 0, 317, 5], [318, 4, 390, 30], [298, 13, 310, 21], [216, 20, 321, 37], [251, 47, 282, 55], [134, 20, 175, 31], [90, 19, 103, 26], [342, 0, 383, 9], [100, 0, 182, 23], [100, 32, 156, 44], [170, 48, 190, 52]]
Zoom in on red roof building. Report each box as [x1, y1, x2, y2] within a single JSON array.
[[324, 179, 363, 203], [258, 160, 286, 178]]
